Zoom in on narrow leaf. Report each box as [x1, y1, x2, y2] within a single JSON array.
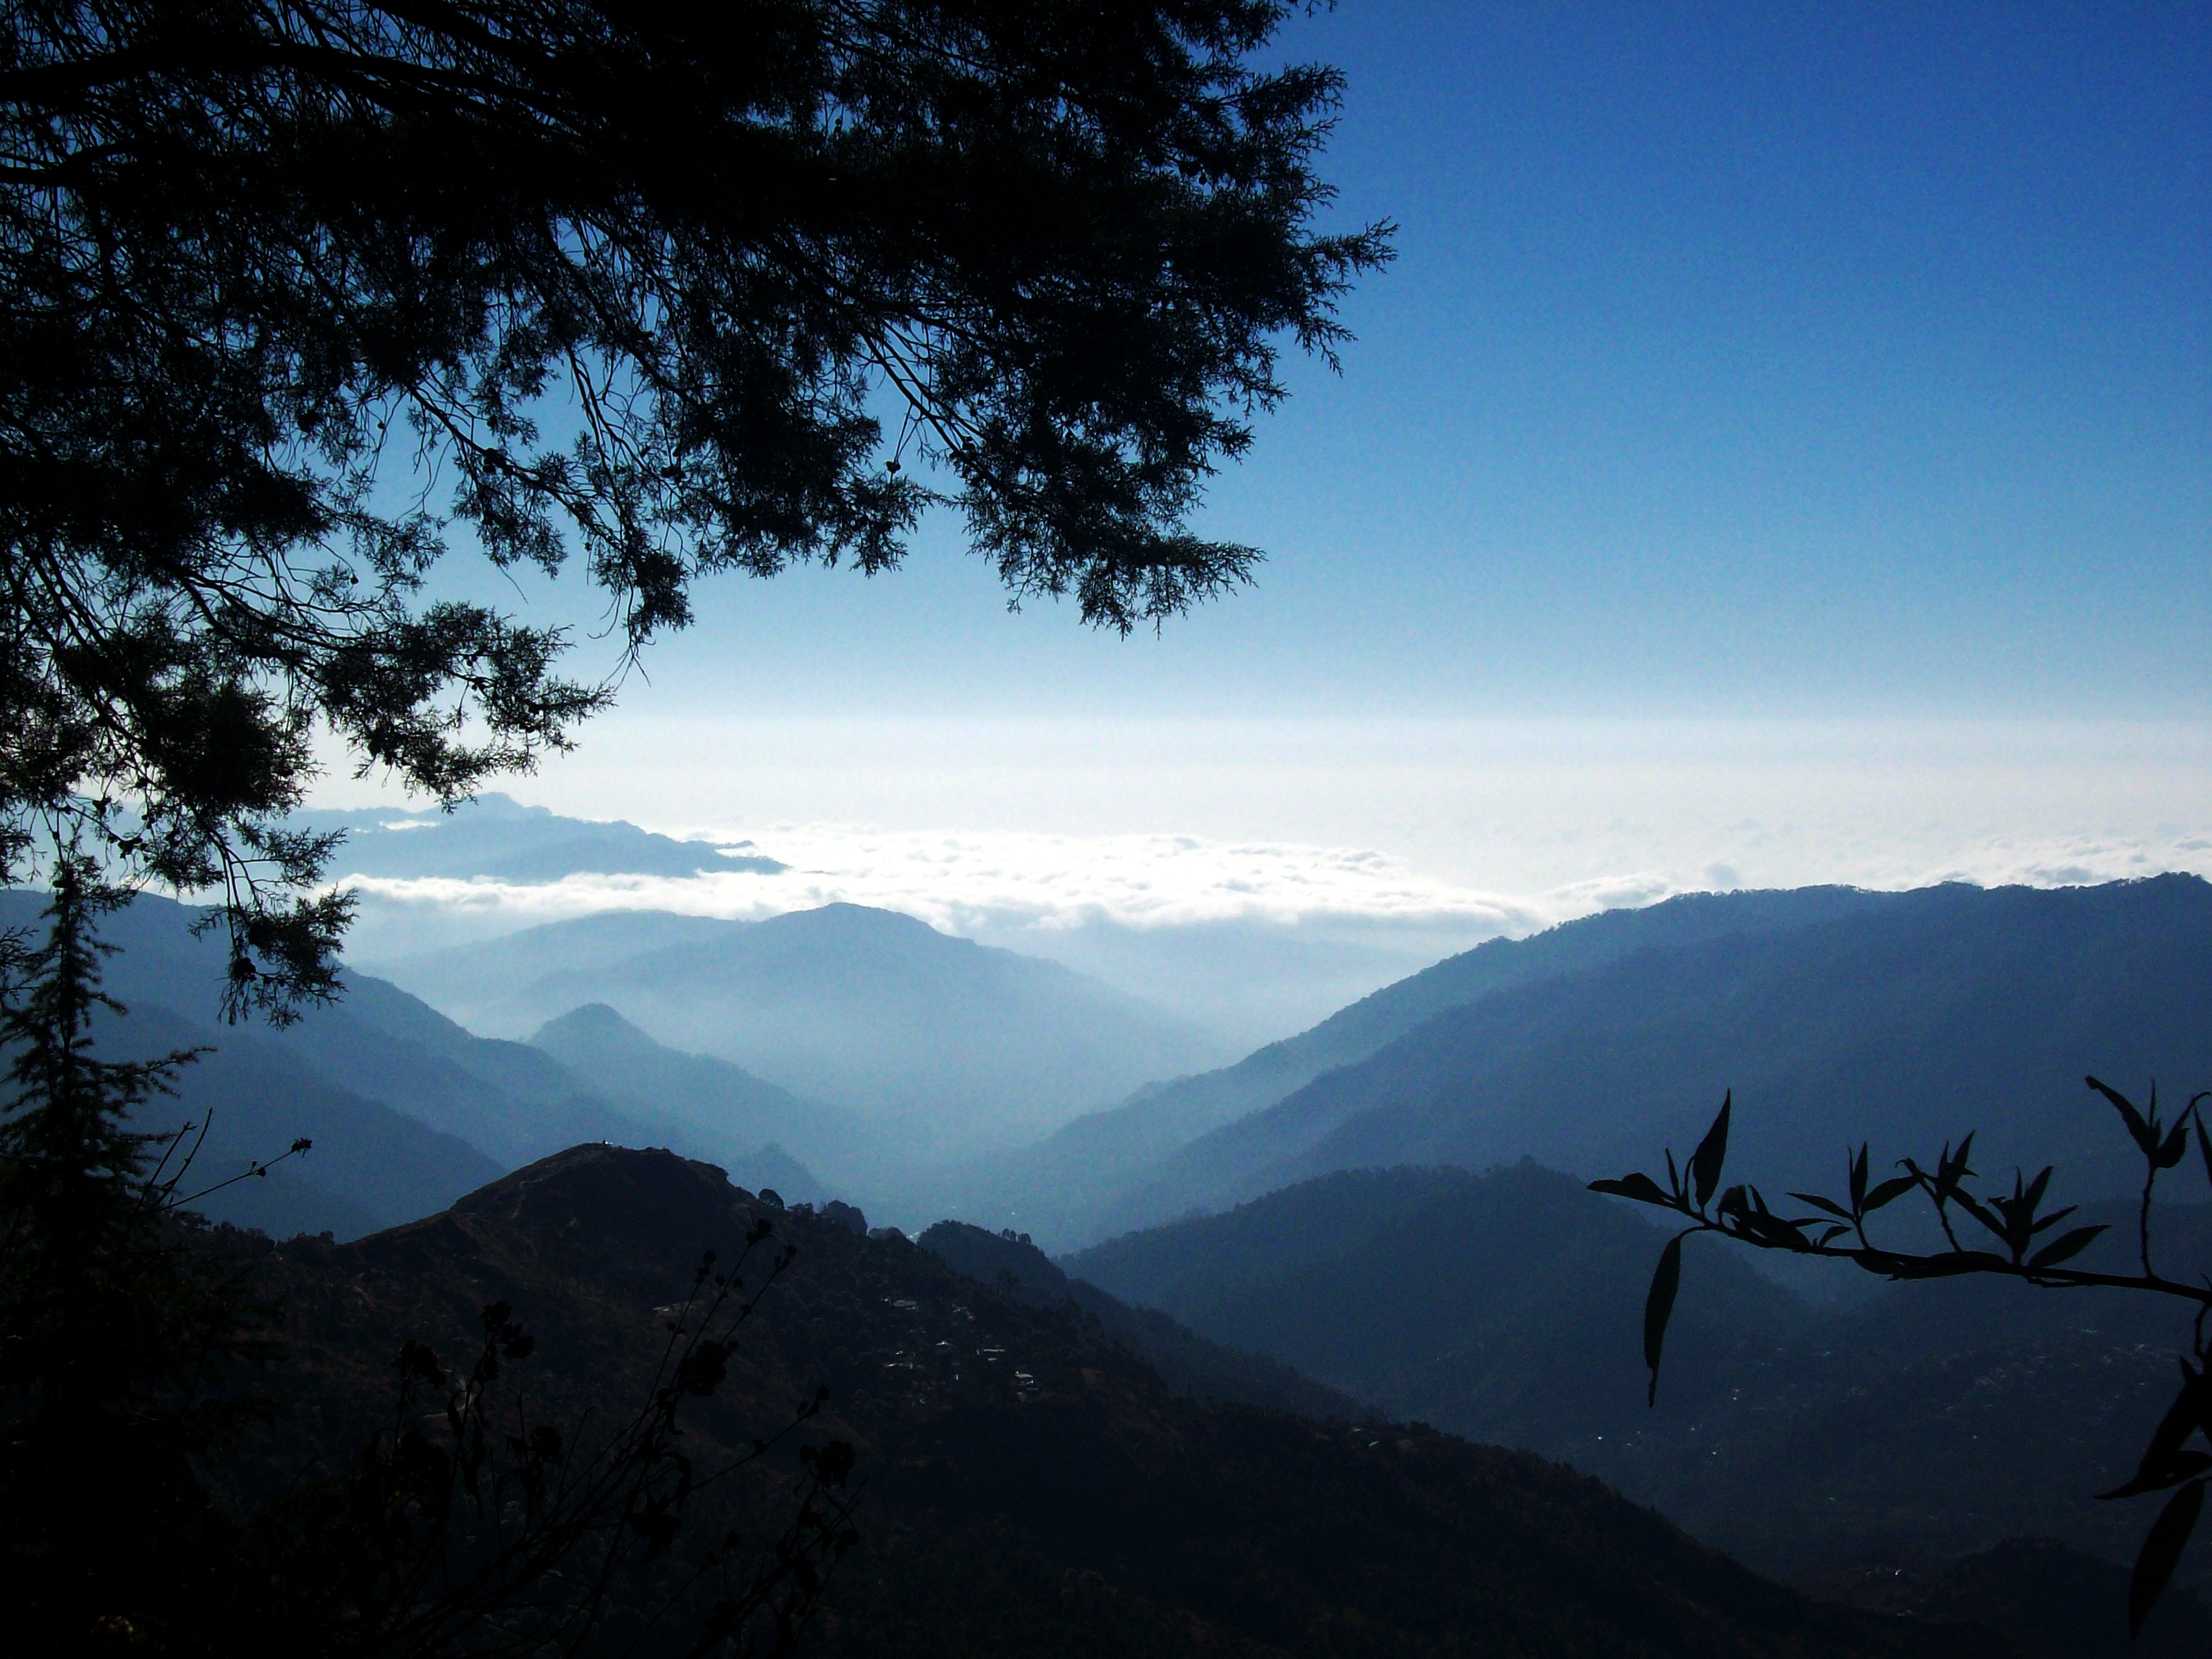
[[2102, 1450, 2212, 1502], [1590, 1173, 1673, 1207], [1817, 1224, 1852, 1246], [2027, 1225, 2106, 1271], [2028, 1203, 2078, 1237], [1862, 1175, 1917, 1213], [1689, 1092, 1731, 1208], [2159, 1118, 2192, 1170], [1643, 1233, 1686, 1408], [2089, 1074, 2159, 1159], [2131, 1478, 2206, 1637], [2101, 1364, 2209, 1500], [1951, 1191, 2006, 1244], [2194, 1105, 2212, 1194], [1789, 1191, 1854, 1220]]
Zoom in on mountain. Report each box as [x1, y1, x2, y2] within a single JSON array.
[[299, 791, 786, 882], [927, 885, 1904, 1244], [1067, 1163, 1808, 1451], [0, 888, 506, 1236], [1064, 1161, 2212, 1616], [234, 1144, 1993, 1656], [915, 1220, 1362, 1422], [0, 890, 837, 1236], [374, 903, 1230, 1155], [1086, 877, 2212, 1238], [528, 1001, 864, 1196], [90, 992, 498, 1240]]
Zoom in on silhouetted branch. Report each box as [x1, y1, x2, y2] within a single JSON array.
[[1594, 1075, 2212, 1636]]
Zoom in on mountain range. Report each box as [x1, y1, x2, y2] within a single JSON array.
[[229, 1141, 2048, 1657], [371, 903, 1229, 1153], [957, 876, 2212, 1246], [0, 891, 843, 1237], [22, 868, 2212, 1645], [1065, 1160, 2212, 1605], [300, 792, 787, 883]]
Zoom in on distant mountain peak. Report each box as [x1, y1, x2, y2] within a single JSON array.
[[758, 902, 963, 943], [530, 1001, 655, 1051]]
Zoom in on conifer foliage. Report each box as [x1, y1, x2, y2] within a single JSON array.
[[0, 1, 1390, 1008], [0, 858, 280, 1650]]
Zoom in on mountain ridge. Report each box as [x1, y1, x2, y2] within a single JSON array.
[[1081, 876, 2211, 1240], [235, 1142, 1991, 1657], [376, 901, 1230, 1157]]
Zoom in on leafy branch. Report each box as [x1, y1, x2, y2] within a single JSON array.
[[1592, 1076, 2212, 1636], [320, 1225, 859, 1657]]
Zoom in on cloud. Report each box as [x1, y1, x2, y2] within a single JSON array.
[[337, 818, 2212, 958], [338, 824, 1557, 945]]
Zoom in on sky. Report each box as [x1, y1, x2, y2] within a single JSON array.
[[316, 1, 2211, 1038]]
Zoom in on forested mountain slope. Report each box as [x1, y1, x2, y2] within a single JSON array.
[[1092, 877, 2211, 1237], [1065, 1162, 2212, 1620], [376, 903, 1226, 1152], [916, 1219, 1362, 1422], [0, 892, 838, 1235], [931, 885, 1899, 1244], [232, 1144, 1993, 1658], [531, 1001, 865, 1195]]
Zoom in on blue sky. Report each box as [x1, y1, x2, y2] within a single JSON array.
[[544, 0, 2209, 725], [324, 2, 2210, 1023]]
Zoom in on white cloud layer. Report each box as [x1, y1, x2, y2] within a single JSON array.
[[341, 824, 1552, 942], [324, 716, 2212, 1044], [339, 820, 2212, 943]]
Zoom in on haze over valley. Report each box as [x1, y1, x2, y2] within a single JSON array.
[[6, 2, 2204, 1651]]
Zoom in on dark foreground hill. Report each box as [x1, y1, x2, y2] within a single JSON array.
[[915, 1220, 1362, 1422], [237, 1146, 1990, 1658], [1065, 1162, 2212, 1623]]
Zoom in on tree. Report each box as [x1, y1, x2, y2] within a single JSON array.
[[0, 857, 854, 1655], [1593, 1080, 2212, 1637], [0, 857, 289, 1647], [287, 1262, 859, 1657], [0, 0, 1392, 1010]]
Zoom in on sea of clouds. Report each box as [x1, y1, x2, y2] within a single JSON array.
[[318, 714, 2211, 1045], [337, 815, 2212, 1047]]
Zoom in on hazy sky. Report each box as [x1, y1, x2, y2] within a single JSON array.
[[320, 1, 2208, 1018]]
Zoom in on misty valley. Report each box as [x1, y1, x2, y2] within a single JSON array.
[[14, 831, 2210, 1658], [4, 7, 2201, 1652]]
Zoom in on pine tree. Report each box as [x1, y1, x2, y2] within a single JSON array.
[[0, 861, 272, 1652]]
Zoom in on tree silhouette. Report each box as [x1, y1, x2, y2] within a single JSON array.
[[1595, 1078, 2212, 1636], [0, 858, 853, 1653], [0, 1, 1391, 1009], [0, 857, 283, 1646]]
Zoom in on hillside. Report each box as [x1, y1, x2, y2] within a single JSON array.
[[1088, 877, 2212, 1238], [1065, 1162, 2212, 1617], [232, 1144, 1993, 1658], [916, 1220, 1362, 1421], [531, 1001, 865, 1194], [299, 792, 787, 882], [926, 886, 1902, 1245], [0, 892, 840, 1236], [1068, 1164, 1808, 1450], [374, 903, 1229, 1154]]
